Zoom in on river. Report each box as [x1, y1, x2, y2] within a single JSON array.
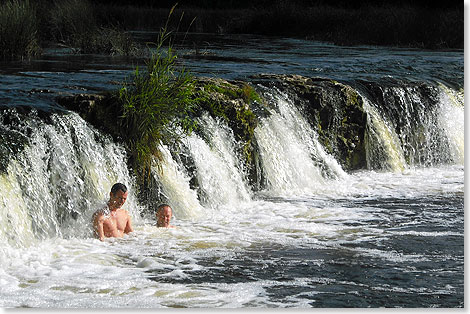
[[0, 33, 464, 308]]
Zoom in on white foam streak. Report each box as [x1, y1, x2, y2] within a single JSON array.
[[185, 114, 251, 208], [153, 146, 204, 219], [363, 97, 407, 172], [255, 90, 346, 196], [437, 85, 464, 165]]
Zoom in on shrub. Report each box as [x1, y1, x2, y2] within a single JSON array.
[[0, 0, 41, 60]]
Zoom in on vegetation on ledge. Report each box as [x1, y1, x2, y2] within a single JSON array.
[[194, 78, 261, 179]]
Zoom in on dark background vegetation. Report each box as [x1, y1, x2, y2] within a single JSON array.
[[87, 0, 463, 49], [0, 0, 463, 60], [78, 0, 461, 9]]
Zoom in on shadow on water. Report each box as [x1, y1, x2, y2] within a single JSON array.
[[142, 193, 463, 307], [145, 242, 463, 307]]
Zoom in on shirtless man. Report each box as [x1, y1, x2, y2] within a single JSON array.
[[93, 183, 133, 241], [155, 204, 175, 228]]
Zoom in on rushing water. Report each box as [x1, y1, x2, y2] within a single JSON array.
[[0, 34, 464, 308]]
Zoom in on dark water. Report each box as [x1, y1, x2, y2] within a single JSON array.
[[142, 193, 464, 308], [0, 33, 463, 110]]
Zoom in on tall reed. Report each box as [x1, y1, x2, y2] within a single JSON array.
[[0, 0, 40, 60], [118, 6, 199, 181]]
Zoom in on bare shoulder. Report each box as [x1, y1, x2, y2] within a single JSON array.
[[92, 212, 103, 222], [93, 208, 109, 221]]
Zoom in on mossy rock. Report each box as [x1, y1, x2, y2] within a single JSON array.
[[54, 78, 265, 188], [193, 77, 263, 184], [251, 74, 367, 170], [55, 93, 122, 140]]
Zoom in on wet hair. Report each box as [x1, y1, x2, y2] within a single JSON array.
[[110, 183, 127, 195], [156, 203, 171, 214]]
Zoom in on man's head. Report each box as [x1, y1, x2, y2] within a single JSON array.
[[156, 204, 172, 227], [111, 183, 127, 195], [109, 183, 128, 210]]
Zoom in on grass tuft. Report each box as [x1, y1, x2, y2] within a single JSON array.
[[0, 0, 41, 60], [117, 6, 199, 180]]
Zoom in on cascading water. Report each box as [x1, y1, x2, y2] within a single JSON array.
[[436, 84, 464, 165], [362, 83, 459, 168], [184, 113, 252, 208], [360, 83, 465, 170], [151, 145, 204, 220], [363, 96, 407, 172], [254, 87, 346, 196], [0, 110, 140, 249]]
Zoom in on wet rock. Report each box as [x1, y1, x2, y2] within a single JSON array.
[[0, 126, 27, 174], [193, 77, 265, 187], [0, 107, 54, 174], [55, 92, 123, 141], [251, 74, 368, 170]]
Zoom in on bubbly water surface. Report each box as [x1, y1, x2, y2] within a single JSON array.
[[0, 165, 463, 308]]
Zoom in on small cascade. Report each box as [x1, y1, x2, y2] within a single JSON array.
[[184, 113, 252, 208], [151, 146, 204, 219], [436, 84, 464, 165], [0, 110, 139, 245], [360, 82, 463, 168], [362, 97, 407, 172], [254, 88, 346, 195], [0, 168, 35, 247]]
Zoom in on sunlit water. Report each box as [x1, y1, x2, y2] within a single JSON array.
[[0, 166, 463, 308], [0, 34, 464, 308]]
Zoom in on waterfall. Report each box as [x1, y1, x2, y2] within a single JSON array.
[[436, 84, 464, 165], [0, 168, 35, 247], [360, 82, 464, 169], [150, 113, 252, 219], [0, 110, 140, 246], [151, 145, 204, 219], [184, 113, 252, 208], [0, 79, 464, 249], [254, 88, 346, 196], [362, 97, 407, 172]]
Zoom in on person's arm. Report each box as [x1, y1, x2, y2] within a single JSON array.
[[124, 212, 133, 234], [93, 213, 105, 241]]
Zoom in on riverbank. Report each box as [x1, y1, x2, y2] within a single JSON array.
[[97, 2, 462, 49], [0, 0, 463, 61]]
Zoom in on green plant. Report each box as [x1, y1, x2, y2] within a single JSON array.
[[118, 6, 199, 181], [194, 79, 259, 169], [0, 0, 40, 60]]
